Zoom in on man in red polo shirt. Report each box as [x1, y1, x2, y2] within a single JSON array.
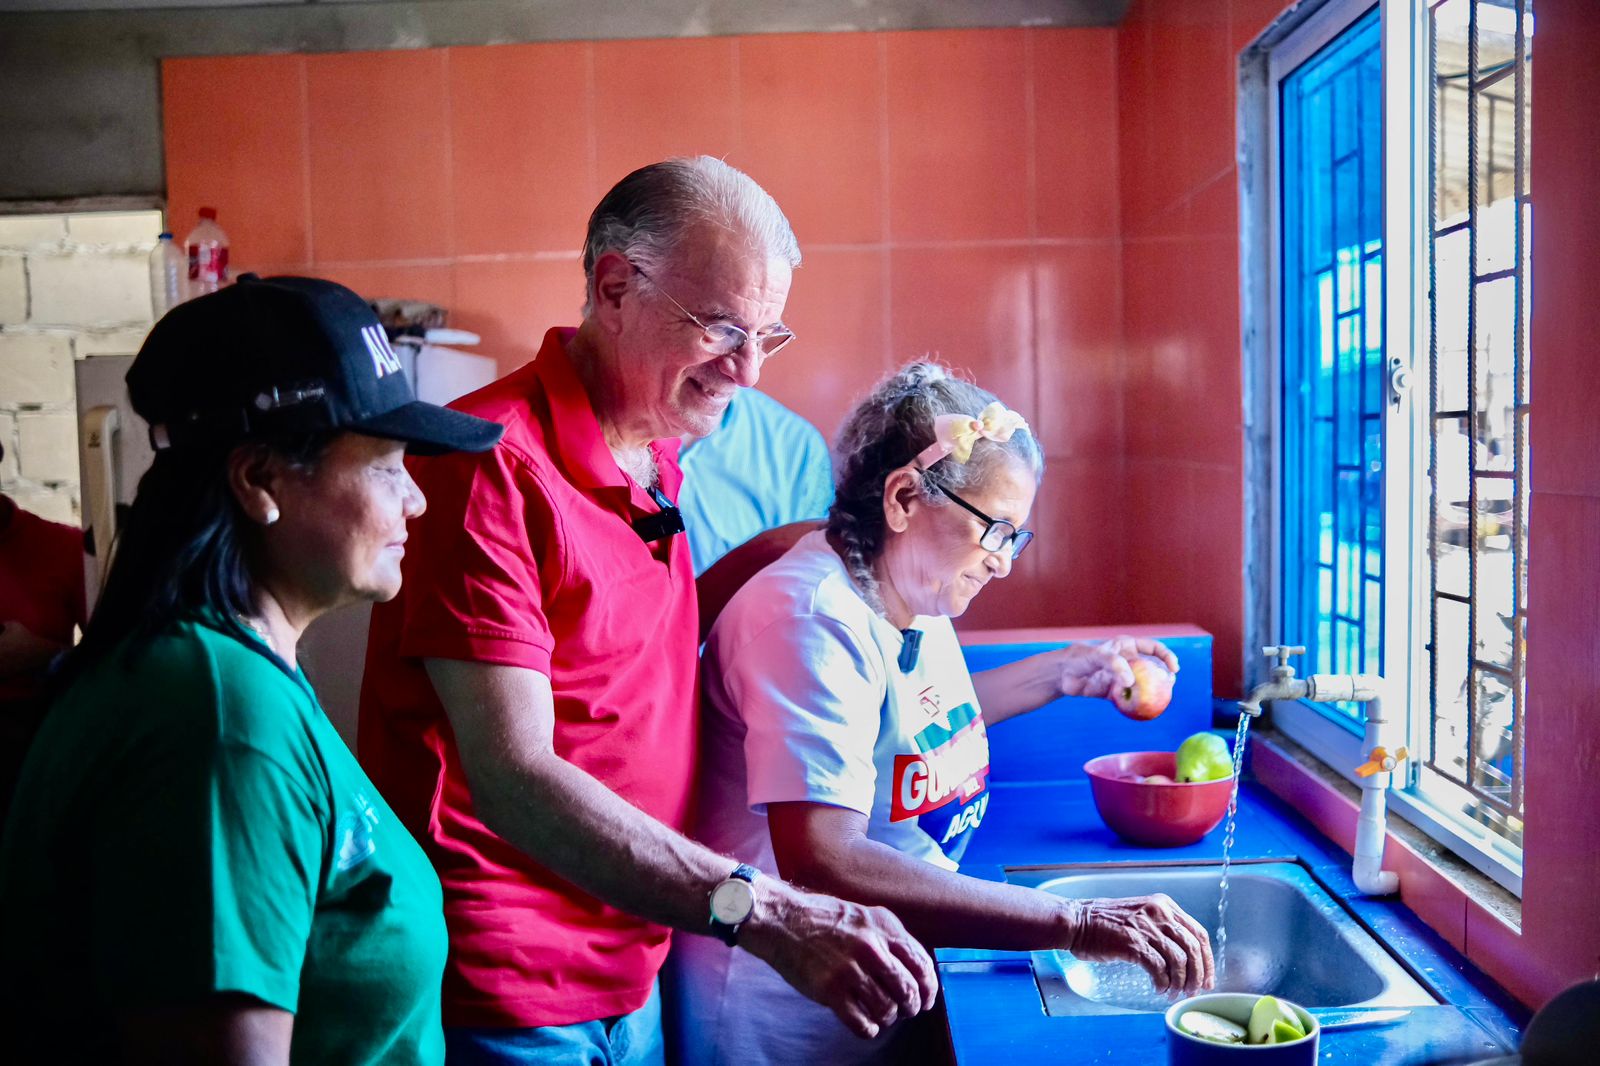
[[360, 157, 935, 1063]]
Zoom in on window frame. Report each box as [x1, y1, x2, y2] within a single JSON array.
[[1273, 2, 1389, 715], [1249, 0, 1524, 896]]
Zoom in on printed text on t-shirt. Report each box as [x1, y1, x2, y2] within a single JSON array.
[[890, 702, 991, 822]]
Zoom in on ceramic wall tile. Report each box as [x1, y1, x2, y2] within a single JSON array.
[[1232, 0, 1294, 54], [1025, 455, 1129, 626], [591, 37, 740, 188], [733, 33, 886, 248], [319, 263, 455, 310], [1528, 1, 1600, 498], [163, 55, 311, 268], [1033, 242, 1122, 459], [884, 30, 1031, 242], [1464, 903, 1541, 1010], [306, 50, 452, 263], [1032, 29, 1121, 241], [888, 244, 1037, 401], [755, 247, 891, 443], [1520, 489, 1600, 1005], [448, 43, 596, 257], [452, 257, 585, 372]]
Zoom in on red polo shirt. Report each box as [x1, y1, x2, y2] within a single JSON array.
[[359, 329, 700, 1028]]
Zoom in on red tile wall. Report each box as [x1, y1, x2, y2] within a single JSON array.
[[1115, 0, 1259, 697], [160, 28, 1125, 632], [1520, 0, 1600, 1011]]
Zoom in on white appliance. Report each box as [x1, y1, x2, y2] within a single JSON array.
[[75, 340, 497, 746]]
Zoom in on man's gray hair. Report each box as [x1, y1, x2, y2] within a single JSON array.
[[582, 156, 800, 315]]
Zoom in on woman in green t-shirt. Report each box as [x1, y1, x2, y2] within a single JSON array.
[[0, 277, 502, 1065]]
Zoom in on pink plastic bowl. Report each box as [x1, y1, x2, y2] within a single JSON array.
[[1084, 752, 1234, 847]]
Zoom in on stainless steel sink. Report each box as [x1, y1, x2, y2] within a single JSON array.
[[1009, 861, 1438, 1016]]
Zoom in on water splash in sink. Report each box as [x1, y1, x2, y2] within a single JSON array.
[[1060, 949, 1280, 1011], [1214, 712, 1253, 981], [1025, 862, 1437, 1016], [1064, 959, 1182, 1011]]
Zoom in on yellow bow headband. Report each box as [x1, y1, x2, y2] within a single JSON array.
[[913, 402, 1031, 469]]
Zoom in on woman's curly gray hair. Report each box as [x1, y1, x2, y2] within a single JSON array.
[[826, 361, 1044, 615]]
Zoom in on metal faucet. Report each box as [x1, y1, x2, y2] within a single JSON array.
[[1238, 645, 1309, 716], [1238, 644, 1405, 896]]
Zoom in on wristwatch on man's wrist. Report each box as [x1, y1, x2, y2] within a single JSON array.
[[708, 863, 759, 946]]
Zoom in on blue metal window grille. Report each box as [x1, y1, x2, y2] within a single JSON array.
[[1280, 8, 1385, 722]]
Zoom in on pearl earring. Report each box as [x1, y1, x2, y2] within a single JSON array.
[[264, 506, 280, 526]]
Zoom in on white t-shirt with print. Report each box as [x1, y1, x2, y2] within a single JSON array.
[[666, 531, 992, 1066]]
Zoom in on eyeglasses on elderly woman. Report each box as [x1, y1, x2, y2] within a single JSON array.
[[930, 482, 1035, 559]]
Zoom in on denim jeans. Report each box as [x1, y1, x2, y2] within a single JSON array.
[[445, 982, 665, 1066]]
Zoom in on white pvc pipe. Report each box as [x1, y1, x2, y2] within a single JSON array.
[[1353, 777, 1400, 895], [1308, 674, 1401, 896], [1354, 681, 1400, 895]]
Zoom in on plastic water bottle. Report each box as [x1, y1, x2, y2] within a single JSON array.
[[149, 232, 185, 318], [184, 207, 230, 296]]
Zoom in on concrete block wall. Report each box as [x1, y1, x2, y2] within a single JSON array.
[[0, 209, 161, 526]]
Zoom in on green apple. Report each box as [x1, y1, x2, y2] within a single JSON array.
[[1178, 1011, 1246, 1043], [1247, 995, 1302, 1044], [1175, 732, 1234, 783], [1271, 1018, 1308, 1043]]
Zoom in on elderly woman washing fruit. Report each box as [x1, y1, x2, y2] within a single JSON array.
[[667, 362, 1215, 1065]]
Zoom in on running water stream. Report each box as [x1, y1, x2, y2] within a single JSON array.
[[1212, 712, 1253, 982], [1058, 716, 1258, 1009]]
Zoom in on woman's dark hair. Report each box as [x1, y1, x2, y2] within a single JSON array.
[[51, 431, 335, 693], [826, 361, 1044, 615]]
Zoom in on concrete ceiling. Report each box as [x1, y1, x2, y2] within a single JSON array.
[[0, 0, 1128, 16], [4, 0, 455, 9]]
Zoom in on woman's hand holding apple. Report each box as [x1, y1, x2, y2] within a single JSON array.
[[1113, 655, 1177, 720], [1047, 636, 1179, 722]]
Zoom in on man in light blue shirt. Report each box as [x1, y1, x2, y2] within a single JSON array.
[[678, 389, 834, 575]]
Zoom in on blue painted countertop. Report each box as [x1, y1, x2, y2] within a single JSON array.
[[937, 777, 1528, 1064]]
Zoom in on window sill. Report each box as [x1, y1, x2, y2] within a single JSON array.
[[1270, 698, 1523, 895], [1252, 728, 1541, 1009]]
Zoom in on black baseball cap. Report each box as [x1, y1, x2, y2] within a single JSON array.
[[128, 275, 503, 456]]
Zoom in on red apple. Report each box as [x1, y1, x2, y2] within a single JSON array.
[[1112, 655, 1175, 721]]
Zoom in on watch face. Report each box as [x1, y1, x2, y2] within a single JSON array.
[[709, 878, 756, 925]]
